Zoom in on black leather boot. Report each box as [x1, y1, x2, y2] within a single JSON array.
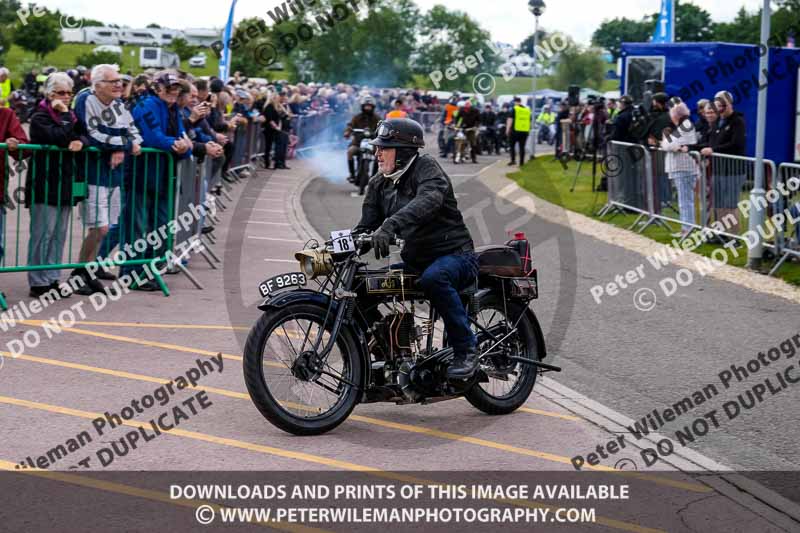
[[447, 348, 479, 380]]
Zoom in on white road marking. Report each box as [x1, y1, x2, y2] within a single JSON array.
[[248, 221, 291, 226], [264, 259, 297, 263]]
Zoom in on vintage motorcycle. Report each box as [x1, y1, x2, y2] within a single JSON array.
[[243, 230, 560, 436], [453, 126, 477, 164], [347, 128, 378, 196]]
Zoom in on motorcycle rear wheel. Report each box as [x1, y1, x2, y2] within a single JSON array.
[[243, 304, 363, 436], [465, 294, 541, 415]]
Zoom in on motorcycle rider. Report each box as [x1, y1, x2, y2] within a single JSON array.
[[479, 103, 497, 155], [344, 96, 381, 184], [536, 104, 556, 145], [438, 95, 458, 158], [353, 118, 480, 380], [386, 98, 408, 119], [454, 99, 481, 163]]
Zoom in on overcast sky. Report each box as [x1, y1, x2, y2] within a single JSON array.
[[36, 0, 764, 45]]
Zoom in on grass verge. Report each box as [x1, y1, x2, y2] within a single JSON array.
[[509, 157, 800, 287]]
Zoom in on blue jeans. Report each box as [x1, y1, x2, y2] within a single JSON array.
[[416, 252, 479, 354], [120, 187, 170, 278], [27, 204, 71, 287]]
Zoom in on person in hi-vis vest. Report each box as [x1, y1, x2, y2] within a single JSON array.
[[0, 68, 13, 108], [505, 96, 531, 166]]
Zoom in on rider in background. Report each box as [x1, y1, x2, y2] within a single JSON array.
[[536, 104, 556, 145], [438, 95, 458, 158], [385, 98, 408, 119], [479, 103, 497, 155], [353, 118, 480, 380], [344, 96, 381, 184], [454, 99, 481, 163]]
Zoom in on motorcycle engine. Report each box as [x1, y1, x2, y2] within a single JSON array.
[[375, 312, 416, 360], [374, 312, 442, 402]]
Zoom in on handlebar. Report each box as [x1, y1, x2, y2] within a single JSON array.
[[352, 232, 404, 248]]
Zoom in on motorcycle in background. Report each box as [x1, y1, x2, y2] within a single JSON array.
[[453, 126, 477, 164], [10, 90, 36, 124], [536, 121, 556, 146], [348, 128, 378, 196], [478, 125, 497, 155], [494, 120, 509, 153]]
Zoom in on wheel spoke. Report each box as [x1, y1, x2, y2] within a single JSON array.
[[259, 313, 352, 420]]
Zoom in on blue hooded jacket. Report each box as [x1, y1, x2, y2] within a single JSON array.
[[132, 94, 191, 193]]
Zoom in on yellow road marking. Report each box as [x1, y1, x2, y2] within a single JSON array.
[[0, 459, 326, 532], [14, 321, 579, 422], [3, 351, 710, 495], [0, 394, 666, 533], [516, 406, 580, 421], [64, 321, 251, 331], [18, 322, 244, 361]]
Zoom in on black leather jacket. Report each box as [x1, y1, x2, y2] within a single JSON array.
[[354, 153, 474, 270]]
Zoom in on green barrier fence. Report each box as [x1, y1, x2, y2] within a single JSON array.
[[0, 143, 176, 311]]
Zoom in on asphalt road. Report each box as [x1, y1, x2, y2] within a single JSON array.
[[300, 136, 800, 505], [0, 138, 798, 531]]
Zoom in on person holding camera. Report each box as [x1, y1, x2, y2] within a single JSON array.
[[643, 93, 671, 146], [611, 95, 635, 144]]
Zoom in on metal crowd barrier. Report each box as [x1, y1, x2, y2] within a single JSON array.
[[0, 144, 176, 310], [408, 111, 441, 133], [599, 142, 656, 230], [292, 112, 351, 150], [771, 163, 800, 275], [599, 142, 794, 276], [0, 105, 382, 310]]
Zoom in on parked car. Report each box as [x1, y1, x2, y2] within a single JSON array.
[[93, 45, 123, 56], [188, 52, 207, 68]]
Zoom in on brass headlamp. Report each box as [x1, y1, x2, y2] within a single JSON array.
[[294, 248, 333, 279]]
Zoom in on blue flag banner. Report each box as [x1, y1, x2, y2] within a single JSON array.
[[652, 0, 675, 43], [219, 0, 239, 80]]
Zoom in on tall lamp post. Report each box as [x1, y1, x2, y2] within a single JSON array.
[[747, 0, 771, 270], [528, 0, 545, 160]]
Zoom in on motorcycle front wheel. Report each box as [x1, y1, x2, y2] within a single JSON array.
[[243, 303, 363, 436], [357, 158, 370, 194], [465, 294, 542, 415]]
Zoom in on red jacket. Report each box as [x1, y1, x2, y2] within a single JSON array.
[[0, 108, 28, 204]]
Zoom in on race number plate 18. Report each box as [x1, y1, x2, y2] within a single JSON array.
[[258, 273, 307, 297], [331, 229, 355, 254]]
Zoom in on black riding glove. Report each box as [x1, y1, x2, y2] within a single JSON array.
[[372, 227, 393, 260]]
